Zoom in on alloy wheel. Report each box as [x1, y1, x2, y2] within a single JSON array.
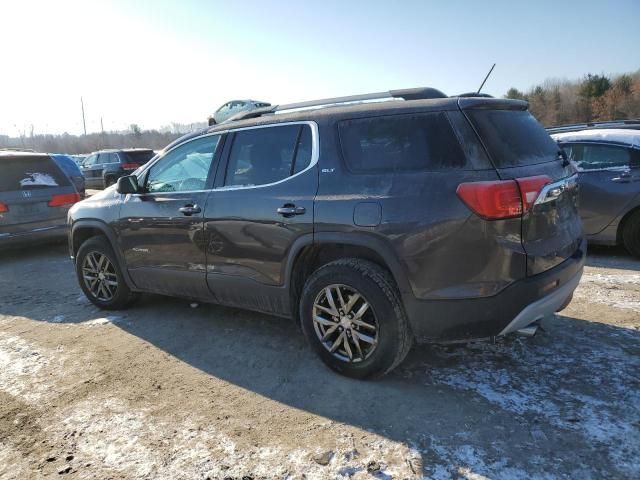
[[312, 284, 378, 363], [82, 252, 119, 301]]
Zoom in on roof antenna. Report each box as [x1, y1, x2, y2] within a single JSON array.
[[477, 63, 496, 94]]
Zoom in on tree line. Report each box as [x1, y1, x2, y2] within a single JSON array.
[[505, 69, 640, 127], [0, 122, 206, 155]]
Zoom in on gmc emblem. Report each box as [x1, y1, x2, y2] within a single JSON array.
[[21, 190, 32, 198]]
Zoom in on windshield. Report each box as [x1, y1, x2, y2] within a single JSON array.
[[121, 151, 154, 164], [0, 155, 71, 192]]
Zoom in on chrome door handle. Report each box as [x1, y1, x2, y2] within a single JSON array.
[[179, 204, 201, 216], [277, 205, 306, 216]]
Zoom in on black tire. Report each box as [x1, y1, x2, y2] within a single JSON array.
[[75, 236, 138, 310], [299, 258, 412, 379], [622, 210, 640, 258]]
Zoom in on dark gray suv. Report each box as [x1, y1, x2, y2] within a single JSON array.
[[68, 88, 585, 378], [81, 148, 155, 189]]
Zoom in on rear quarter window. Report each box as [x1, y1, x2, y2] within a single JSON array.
[[0, 155, 71, 192], [467, 110, 559, 167], [338, 112, 468, 173]]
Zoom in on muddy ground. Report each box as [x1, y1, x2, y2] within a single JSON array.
[[0, 242, 638, 479]]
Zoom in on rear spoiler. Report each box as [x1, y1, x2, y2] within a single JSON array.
[[457, 98, 528, 111]]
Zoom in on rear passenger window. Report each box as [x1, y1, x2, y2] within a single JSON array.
[[224, 124, 313, 187], [338, 112, 467, 173]]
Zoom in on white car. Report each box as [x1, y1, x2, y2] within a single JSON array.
[[208, 99, 271, 125]]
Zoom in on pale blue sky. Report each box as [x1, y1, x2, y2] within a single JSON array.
[[1, 0, 638, 135]]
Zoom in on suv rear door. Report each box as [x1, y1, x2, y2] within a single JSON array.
[[560, 142, 640, 235], [462, 100, 583, 275], [81, 154, 102, 188], [117, 134, 222, 298], [203, 122, 318, 315], [0, 154, 78, 237]]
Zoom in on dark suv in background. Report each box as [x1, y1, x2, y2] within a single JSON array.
[[1, 151, 80, 245], [68, 88, 585, 378], [81, 148, 155, 189]]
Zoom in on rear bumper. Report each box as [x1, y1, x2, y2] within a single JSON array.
[[404, 237, 586, 342], [0, 223, 68, 245]]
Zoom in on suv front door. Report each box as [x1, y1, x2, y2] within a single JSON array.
[[562, 142, 640, 235], [204, 122, 318, 315], [117, 134, 222, 298]]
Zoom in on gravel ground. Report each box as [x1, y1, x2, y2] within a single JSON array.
[[0, 242, 638, 480]]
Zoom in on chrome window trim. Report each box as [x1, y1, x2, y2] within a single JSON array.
[[212, 120, 319, 191], [128, 121, 319, 196]]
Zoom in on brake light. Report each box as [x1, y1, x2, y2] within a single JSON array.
[[456, 175, 551, 220], [516, 175, 552, 212], [0, 202, 8, 213], [122, 163, 140, 170], [48, 193, 81, 207], [457, 180, 522, 219]]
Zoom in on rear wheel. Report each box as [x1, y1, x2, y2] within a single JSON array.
[[622, 210, 640, 258], [300, 258, 412, 379], [76, 236, 138, 310]]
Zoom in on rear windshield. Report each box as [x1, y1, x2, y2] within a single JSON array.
[[338, 112, 468, 173], [121, 151, 154, 164], [467, 110, 559, 167], [0, 156, 71, 192]]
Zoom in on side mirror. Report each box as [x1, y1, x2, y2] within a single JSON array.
[[117, 175, 139, 194]]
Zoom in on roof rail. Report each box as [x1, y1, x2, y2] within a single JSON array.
[[225, 87, 448, 123], [456, 92, 494, 98], [546, 119, 640, 134]]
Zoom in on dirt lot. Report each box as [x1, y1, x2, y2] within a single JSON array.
[[0, 243, 638, 480]]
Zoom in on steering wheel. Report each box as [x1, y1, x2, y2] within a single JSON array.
[[178, 177, 206, 191]]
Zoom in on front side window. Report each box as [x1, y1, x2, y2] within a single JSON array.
[[338, 112, 468, 173], [563, 143, 631, 171], [224, 124, 313, 187], [146, 135, 220, 193]]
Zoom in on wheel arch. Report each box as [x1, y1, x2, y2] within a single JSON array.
[[285, 233, 410, 321], [71, 220, 136, 289]]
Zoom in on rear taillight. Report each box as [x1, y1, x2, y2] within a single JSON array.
[[456, 175, 551, 220], [0, 202, 8, 213], [48, 193, 81, 207], [516, 175, 552, 212], [121, 163, 140, 170]]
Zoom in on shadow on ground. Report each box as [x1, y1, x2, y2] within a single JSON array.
[[1, 243, 639, 478]]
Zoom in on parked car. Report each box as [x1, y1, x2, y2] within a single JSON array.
[[551, 128, 640, 257], [208, 99, 271, 126], [1, 150, 80, 246], [71, 154, 87, 166], [50, 154, 86, 197], [81, 149, 155, 189], [68, 88, 585, 378]]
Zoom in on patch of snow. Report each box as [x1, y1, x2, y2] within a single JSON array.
[[52, 314, 66, 323], [0, 333, 50, 402], [83, 315, 124, 326]]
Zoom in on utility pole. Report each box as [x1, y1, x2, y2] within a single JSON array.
[[100, 117, 105, 149], [80, 96, 87, 135]]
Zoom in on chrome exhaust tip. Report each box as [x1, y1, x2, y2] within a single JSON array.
[[516, 324, 539, 337]]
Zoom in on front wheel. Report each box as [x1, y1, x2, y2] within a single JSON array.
[[300, 259, 412, 379], [75, 236, 138, 310]]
